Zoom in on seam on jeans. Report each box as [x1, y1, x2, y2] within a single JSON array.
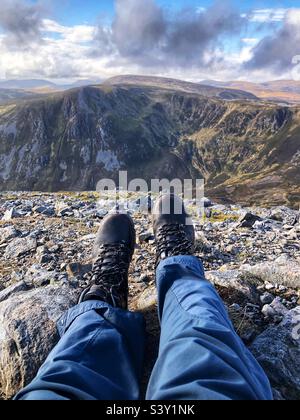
[[168, 284, 231, 326], [168, 285, 204, 321], [84, 324, 105, 352], [74, 312, 106, 353]]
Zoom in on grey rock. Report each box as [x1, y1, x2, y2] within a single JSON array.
[[0, 281, 28, 304], [138, 231, 154, 243], [0, 226, 20, 244], [58, 207, 74, 217], [262, 304, 277, 318], [2, 208, 21, 221], [206, 270, 261, 304], [242, 259, 300, 290], [253, 220, 275, 231], [262, 298, 289, 319], [34, 206, 55, 217], [270, 207, 299, 226], [66, 263, 92, 279], [265, 282, 275, 291], [139, 273, 152, 284], [238, 212, 262, 228], [132, 286, 157, 311], [25, 265, 58, 287], [250, 307, 300, 400], [36, 246, 54, 264], [0, 284, 79, 399], [4, 237, 37, 259], [81, 234, 97, 242], [260, 292, 274, 305], [270, 210, 284, 222]]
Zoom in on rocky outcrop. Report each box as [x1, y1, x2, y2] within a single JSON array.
[[250, 307, 300, 400], [242, 257, 300, 290], [0, 284, 79, 399]]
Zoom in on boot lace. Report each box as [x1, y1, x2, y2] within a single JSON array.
[[156, 224, 194, 266], [90, 242, 131, 309]]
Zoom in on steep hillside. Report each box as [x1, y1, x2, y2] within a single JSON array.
[[0, 84, 299, 207]]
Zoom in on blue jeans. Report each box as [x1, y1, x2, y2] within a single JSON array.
[[15, 256, 273, 400]]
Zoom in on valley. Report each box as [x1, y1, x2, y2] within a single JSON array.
[[0, 76, 299, 208]]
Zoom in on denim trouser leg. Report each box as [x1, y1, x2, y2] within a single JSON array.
[[15, 256, 273, 401], [146, 256, 273, 401], [15, 301, 145, 400]]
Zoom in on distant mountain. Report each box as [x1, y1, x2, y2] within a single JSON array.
[[202, 80, 300, 104], [0, 83, 299, 207], [0, 78, 102, 93], [0, 88, 39, 105], [105, 75, 258, 101], [262, 80, 300, 95], [62, 79, 102, 90], [0, 79, 58, 90]]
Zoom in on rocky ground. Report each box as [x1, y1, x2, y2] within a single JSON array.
[[0, 191, 299, 400]]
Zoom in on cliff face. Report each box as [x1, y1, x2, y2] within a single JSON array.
[[0, 84, 299, 207]]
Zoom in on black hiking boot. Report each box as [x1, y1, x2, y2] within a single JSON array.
[[152, 194, 195, 267], [79, 213, 136, 310]]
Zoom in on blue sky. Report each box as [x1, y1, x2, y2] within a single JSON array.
[[0, 0, 300, 82], [56, 0, 298, 25]]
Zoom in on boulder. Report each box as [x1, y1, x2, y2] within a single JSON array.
[[0, 284, 79, 399], [242, 258, 300, 290], [132, 286, 157, 311], [250, 307, 300, 400], [33, 206, 55, 217], [0, 226, 20, 244], [260, 292, 274, 305], [4, 237, 37, 259], [237, 212, 262, 228], [206, 270, 262, 304], [261, 297, 289, 320], [58, 208, 74, 217], [2, 208, 21, 221], [24, 265, 59, 287], [66, 262, 92, 279], [0, 281, 28, 304]]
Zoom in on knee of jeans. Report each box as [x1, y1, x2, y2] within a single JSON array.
[[167, 279, 226, 318]]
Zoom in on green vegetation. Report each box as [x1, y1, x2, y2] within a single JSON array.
[[0, 83, 299, 208]]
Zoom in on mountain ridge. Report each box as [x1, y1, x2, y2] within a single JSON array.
[[202, 80, 300, 104], [0, 83, 299, 208], [105, 75, 258, 101]]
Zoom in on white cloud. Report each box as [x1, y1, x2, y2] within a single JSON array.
[[0, 21, 112, 80], [245, 8, 289, 23], [242, 38, 258, 45], [42, 19, 96, 43], [286, 9, 300, 25], [0, 2, 299, 83], [196, 7, 206, 14]]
